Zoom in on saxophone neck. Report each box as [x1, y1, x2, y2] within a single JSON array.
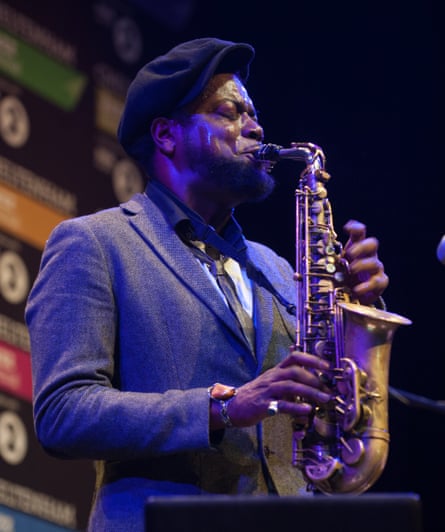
[[255, 142, 326, 168]]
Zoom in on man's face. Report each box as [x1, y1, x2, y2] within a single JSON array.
[[176, 73, 275, 206]]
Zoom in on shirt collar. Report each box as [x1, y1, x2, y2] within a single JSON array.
[[145, 179, 247, 254]]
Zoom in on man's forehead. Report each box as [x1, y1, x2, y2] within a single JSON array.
[[207, 74, 254, 106]]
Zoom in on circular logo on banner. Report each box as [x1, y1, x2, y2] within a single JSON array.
[[112, 16, 142, 64], [0, 96, 30, 148], [112, 159, 144, 202], [0, 411, 28, 465], [0, 251, 30, 305]]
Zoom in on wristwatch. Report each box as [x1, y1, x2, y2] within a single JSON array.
[[208, 383, 237, 427]]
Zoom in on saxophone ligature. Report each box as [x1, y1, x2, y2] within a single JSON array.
[[255, 142, 412, 494]]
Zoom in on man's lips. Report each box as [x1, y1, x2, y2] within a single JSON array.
[[237, 146, 276, 173], [237, 145, 262, 157]]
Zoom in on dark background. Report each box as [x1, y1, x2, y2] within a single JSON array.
[[145, 1, 443, 531], [1, 0, 443, 530]]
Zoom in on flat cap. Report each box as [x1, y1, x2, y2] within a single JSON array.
[[117, 37, 255, 158]]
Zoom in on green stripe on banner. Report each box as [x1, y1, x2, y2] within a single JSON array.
[[0, 29, 87, 111]]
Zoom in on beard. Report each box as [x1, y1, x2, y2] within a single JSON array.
[[189, 150, 276, 205], [210, 157, 275, 202]]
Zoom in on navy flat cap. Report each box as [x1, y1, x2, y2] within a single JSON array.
[[117, 37, 255, 158]]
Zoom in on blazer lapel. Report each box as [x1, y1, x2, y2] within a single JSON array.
[[121, 194, 251, 350], [252, 282, 274, 372], [248, 243, 296, 372]]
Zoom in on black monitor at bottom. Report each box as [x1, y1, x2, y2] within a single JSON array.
[[145, 493, 423, 532]]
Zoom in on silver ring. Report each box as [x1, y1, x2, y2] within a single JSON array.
[[267, 400, 279, 416]]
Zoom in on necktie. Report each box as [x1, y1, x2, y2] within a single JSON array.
[[187, 241, 255, 353], [210, 256, 255, 353]]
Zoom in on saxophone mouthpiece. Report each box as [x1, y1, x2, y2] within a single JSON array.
[[254, 144, 283, 162]]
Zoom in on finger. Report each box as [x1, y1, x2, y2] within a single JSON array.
[[267, 400, 313, 419], [343, 219, 366, 244], [295, 366, 331, 390], [348, 258, 384, 290], [348, 256, 382, 276], [291, 403, 313, 418], [280, 350, 330, 372], [352, 272, 389, 298], [275, 364, 332, 394], [271, 381, 332, 405], [346, 237, 379, 262]]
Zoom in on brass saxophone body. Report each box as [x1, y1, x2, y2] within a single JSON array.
[[256, 142, 411, 494]]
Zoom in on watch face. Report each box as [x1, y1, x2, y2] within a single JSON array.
[[210, 383, 236, 400]]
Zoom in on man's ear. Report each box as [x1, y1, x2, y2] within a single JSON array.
[[150, 117, 176, 155]]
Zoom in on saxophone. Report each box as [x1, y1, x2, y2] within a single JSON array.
[[256, 142, 411, 494]]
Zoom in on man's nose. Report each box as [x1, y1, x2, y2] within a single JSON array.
[[242, 114, 264, 141]]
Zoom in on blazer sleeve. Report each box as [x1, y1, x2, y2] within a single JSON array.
[[25, 218, 212, 461]]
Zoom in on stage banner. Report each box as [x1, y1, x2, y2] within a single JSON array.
[[0, 0, 155, 529]]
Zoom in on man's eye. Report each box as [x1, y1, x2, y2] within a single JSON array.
[[217, 108, 238, 120], [220, 111, 238, 120]]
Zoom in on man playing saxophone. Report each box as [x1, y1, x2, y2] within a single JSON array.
[[25, 38, 389, 531]]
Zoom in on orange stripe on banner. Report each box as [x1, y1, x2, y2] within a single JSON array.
[[0, 182, 69, 250]]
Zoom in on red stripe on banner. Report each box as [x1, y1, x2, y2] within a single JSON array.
[[0, 340, 32, 402]]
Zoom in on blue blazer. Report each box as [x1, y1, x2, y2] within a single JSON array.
[[25, 192, 309, 531]]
